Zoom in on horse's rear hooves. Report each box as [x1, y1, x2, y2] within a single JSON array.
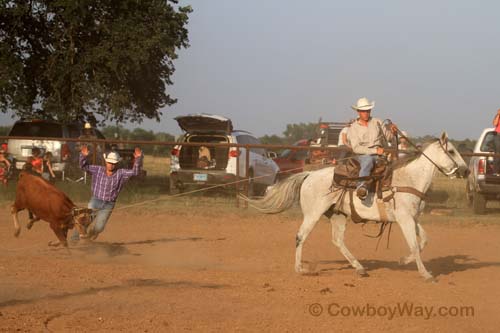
[[48, 241, 62, 247], [425, 276, 437, 283], [356, 269, 369, 277], [13, 229, 20, 237]]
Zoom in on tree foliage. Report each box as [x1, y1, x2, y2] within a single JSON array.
[[282, 122, 318, 144], [0, 0, 191, 124], [100, 125, 174, 155], [0, 125, 11, 136], [259, 134, 285, 145]]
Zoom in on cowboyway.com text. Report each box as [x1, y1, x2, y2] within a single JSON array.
[[308, 302, 474, 320]]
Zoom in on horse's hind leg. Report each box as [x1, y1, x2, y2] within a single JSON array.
[[396, 212, 434, 281], [295, 215, 321, 273], [400, 222, 428, 265], [331, 214, 367, 276]]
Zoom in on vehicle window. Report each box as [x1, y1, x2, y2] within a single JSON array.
[[188, 135, 228, 143], [480, 131, 496, 152], [236, 135, 250, 144], [9, 122, 63, 137], [280, 149, 292, 158], [236, 134, 266, 154]]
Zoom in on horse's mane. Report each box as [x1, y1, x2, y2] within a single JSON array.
[[391, 140, 436, 170]]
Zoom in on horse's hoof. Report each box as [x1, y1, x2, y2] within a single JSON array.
[[356, 269, 369, 277], [13, 229, 20, 237], [425, 276, 437, 283], [26, 223, 33, 230], [399, 257, 409, 265], [48, 241, 61, 247]]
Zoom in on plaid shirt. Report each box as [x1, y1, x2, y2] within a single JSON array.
[[79, 153, 142, 202]]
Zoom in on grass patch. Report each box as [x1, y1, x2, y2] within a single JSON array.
[[1, 157, 498, 222]]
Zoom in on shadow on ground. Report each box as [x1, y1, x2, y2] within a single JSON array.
[[0, 278, 228, 308], [312, 255, 500, 277]]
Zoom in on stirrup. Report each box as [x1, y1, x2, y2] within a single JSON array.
[[356, 186, 368, 200]]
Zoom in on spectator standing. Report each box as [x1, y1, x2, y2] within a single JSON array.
[[492, 109, 500, 174], [42, 151, 56, 182], [30, 147, 43, 176]]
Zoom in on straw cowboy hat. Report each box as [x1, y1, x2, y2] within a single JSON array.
[[104, 151, 121, 164], [84, 122, 92, 129], [351, 97, 375, 111]]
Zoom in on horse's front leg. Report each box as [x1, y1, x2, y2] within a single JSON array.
[[331, 214, 367, 276], [395, 211, 434, 281], [399, 222, 428, 265]]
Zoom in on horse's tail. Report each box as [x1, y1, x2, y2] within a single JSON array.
[[239, 171, 310, 214]]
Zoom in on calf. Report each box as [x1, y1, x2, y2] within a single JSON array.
[[11, 171, 92, 247]]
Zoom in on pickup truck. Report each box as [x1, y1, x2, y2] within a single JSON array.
[[466, 128, 500, 214]]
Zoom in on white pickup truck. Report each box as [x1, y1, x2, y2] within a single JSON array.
[[466, 128, 500, 214]]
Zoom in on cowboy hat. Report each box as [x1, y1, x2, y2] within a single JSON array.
[[104, 151, 121, 164], [351, 97, 375, 111], [84, 122, 92, 129]]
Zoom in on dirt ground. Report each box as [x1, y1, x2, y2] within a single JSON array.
[[1, 204, 499, 332]]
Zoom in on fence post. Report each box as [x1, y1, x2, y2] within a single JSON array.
[[245, 145, 250, 208], [235, 146, 240, 208]]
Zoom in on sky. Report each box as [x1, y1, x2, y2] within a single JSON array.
[[2, 0, 500, 140]]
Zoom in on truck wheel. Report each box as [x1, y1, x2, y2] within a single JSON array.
[[472, 192, 487, 214]]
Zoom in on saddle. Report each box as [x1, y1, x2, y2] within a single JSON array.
[[330, 155, 427, 224], [332, 156, 393, 196]]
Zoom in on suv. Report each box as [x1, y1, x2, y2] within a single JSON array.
[[7, 119, 105, 178], [169, 114, 280, 195], [466, 128, 500, 214]]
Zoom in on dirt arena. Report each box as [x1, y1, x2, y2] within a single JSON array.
[[1, 204, 499, 332]]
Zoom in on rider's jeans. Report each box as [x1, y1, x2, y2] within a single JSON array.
[[356, 154, 378, 189]]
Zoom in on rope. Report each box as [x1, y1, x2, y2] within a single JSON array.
[[115, 161, 336, 211], [395, 129, 452, 176]]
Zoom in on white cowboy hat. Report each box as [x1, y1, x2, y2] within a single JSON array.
[[104, 151, 121, 164], [84, 122, 92, 129], [351, 97, 375, 111]]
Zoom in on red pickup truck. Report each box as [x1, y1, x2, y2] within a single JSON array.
[[272, 139, 310, 179]]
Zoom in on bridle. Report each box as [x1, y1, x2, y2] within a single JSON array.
[[397, 129, 459, 177]]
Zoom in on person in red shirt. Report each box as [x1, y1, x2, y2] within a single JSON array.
[[30, 147, 43, 175], [0, 149, 11, 186], [492, 109, 500, 174]]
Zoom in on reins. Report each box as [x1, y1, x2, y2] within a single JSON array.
[[396, 129, 458, 176]]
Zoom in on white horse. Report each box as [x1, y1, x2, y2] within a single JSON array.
[[246, 133, 468, 281]]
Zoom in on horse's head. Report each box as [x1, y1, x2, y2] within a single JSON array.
[[425, 132, 468, 178]]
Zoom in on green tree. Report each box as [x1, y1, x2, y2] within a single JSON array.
[[0, 125, 12, 136], [282, 122, 318, 144], [259, 134, 284, 145], [0, 0, 191, 124]]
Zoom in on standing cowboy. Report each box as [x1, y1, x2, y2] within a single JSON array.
[[348, 97, 398, 199], [78, 122, 101, 165]]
